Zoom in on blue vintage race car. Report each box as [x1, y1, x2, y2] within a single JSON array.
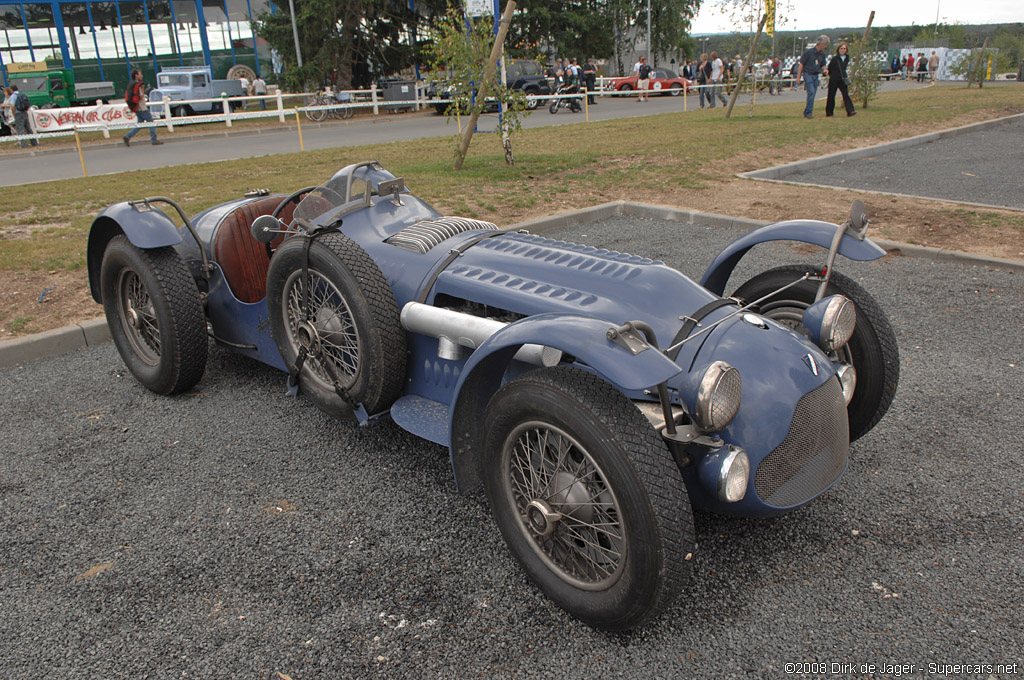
[[87, 161, 899, 630]]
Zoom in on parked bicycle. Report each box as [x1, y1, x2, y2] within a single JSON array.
[[305, 90, 354, 122]]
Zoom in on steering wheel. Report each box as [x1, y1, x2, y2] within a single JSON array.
[[266, 186, 318, 258]]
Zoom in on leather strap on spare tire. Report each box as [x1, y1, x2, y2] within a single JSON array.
[[267, 230, 406, 423]]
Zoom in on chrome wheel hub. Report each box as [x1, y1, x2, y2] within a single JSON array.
[[526, 499, 561, 537]]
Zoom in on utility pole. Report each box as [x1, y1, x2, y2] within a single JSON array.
[[288, 0, 302, 67], [646, 0, 652, 64]]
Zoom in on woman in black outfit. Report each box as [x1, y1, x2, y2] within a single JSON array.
[[825, 41, 856, 117]]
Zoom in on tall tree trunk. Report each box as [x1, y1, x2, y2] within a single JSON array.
[[337, 0, 366, 90]]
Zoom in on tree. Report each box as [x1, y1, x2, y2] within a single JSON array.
[[847, 40, 882, 109], [423, 5, 529, 168], [255, 0, 447, 91]]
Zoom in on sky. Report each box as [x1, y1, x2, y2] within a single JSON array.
[[691, 0, 1023, 34]]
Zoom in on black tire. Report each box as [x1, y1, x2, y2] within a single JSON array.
[[524, 89, 540, 110], [482, 366, 694, 630], [266, 232, 406, 418], [549, 100, 559, 114], [570, 99, 581, 113], [669, 83, 683, 96], [618, 84, 633, 96], [100, 235, 207, 395], [732, 264, 899, 442]]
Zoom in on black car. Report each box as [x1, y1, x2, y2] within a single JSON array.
[[432, 59, 552, 113]]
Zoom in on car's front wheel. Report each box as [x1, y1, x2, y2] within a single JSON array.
[[733, 265, 899, 442], [100, 235, 207, 395], [482, 366, 694, 630], [669, 83, 683, 96]]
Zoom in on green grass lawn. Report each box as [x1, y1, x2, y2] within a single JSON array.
[[2, 85, 1021, 276]]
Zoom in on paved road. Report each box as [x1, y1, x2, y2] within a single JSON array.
[[784, 115, 1024, 210], [2, 213, 1021, 678], [0, 80, 929, 186]]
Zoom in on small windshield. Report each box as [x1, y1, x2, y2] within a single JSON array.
[[292, 162, 405, 223], [158, 74, 190, 87]]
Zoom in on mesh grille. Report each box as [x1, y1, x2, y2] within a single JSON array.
[[385, 216, 499, 254], [754, 377, 849, 508]]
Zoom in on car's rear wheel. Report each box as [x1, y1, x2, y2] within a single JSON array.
[[733, 265, 899, 442], [100, 235, 207, 395], [524, 89, 540, 110], [266, 232, 406, 418], [482, 366, 694, 630]]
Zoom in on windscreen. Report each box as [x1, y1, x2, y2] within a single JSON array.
[[158, 74, 190, 87]]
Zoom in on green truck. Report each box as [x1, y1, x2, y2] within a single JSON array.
[[6, 61, 115, 108]]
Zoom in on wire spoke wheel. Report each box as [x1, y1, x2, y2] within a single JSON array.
[[266, 232, 406, 418], [100, 235, 207, 395], [482, 366, 694, 630], [282, 268, 361, 390], [504, 422, 625, 590], [116, 268, 161, 364]]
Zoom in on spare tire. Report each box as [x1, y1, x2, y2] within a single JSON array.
[[266, 232, 406, 418]]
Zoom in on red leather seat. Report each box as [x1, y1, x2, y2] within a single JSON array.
[[212, 196, 296, 304]]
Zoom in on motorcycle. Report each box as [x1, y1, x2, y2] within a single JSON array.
[[548, 83, 582, 114]]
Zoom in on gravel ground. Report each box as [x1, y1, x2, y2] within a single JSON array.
[[783, 116, 1024, 210], [2, 215, 1022, 679]]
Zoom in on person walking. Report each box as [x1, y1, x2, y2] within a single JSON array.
[[796, 35, 830, 118], [825, 42, 856, 118], [582, 59, 597, 104], [928, 51, 940, 81], [252, 74, 267, 110], [916, 53, 928, 82], [697, 53, 711, 108], [10, 85, 38, 148], [123, 68, 163, 146], [709, 51, 728, 107]]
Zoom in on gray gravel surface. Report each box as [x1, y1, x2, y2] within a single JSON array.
[[2, 215, 1022, 679], [783, 116, 1024, 209]]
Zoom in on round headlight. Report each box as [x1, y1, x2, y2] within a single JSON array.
[[719, 446, 750, 503], [695, 361, 742, 431], [820, 295, 856, 351]]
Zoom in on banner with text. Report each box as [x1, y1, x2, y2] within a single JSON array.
[[30, 104, 136, 132]]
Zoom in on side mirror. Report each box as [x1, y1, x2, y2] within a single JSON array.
[[849, 199, 868, 231], [377, 177, 406, 206], [251, 214, 282, 243]]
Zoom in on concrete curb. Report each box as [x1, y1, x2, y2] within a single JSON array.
[[2, 202, 1021, 370], [737, 112, 1024, 213], [0, 318, 110, 369]]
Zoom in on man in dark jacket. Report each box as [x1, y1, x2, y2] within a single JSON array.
[[583, 59, 598, 104], [796, 35, 830, 118]]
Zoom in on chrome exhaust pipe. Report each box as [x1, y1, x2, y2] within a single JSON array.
[[400, 302, 561, 367]]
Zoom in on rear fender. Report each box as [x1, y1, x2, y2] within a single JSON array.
[[87, 202, 183, 302], [700, 219, 887, 296], [447, 313, 682, 493]]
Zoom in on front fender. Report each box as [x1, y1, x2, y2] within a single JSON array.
[[87, 201, 183, 302], [446, 313, 683, 493], [700, 219, 887, 296]]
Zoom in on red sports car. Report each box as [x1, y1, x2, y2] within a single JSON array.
[[607, 68, 692, 96]]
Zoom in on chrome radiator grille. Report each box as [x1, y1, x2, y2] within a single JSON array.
[[385, 216, 499, 254], [754, 377, 849, 508]]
